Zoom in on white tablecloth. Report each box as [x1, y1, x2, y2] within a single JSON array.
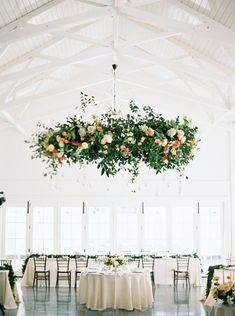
[[154, 258, 201, 286], [21, 258, 90, 287], [78, 269, 153, 310], [0, 271, 17, 309]]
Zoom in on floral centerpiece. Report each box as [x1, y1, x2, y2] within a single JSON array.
[[212, 275, 235, 305], [103, 255, 126, 268], [27, 93, 198, 180]]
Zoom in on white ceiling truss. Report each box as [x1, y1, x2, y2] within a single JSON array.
[[0, 0, 234, 135]]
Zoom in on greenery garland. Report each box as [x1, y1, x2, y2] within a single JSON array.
[[206, 264, 224, 297], [27, 95, 198, 180], [0, 263, 17, 290]]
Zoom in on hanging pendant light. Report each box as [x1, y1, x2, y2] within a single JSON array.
[[111, 64, 122, 118]]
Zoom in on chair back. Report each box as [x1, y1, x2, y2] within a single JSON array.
[[0, 259, 12, 266], [56, 256, 70, 271], [87, 256, 97, 268], [75, 256, 88, 271], [142, 257, 155, 271], [176, 257, 190, 271], [34, 256, 47, 271], [127, 258, 140, 268]]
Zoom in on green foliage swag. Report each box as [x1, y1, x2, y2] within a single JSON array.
[[206, 264, 224, 297], [0, 263, 17, 290], [28, 95, 198, 180]]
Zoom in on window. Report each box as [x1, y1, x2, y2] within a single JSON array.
[[60, 207, 82, 254], [32, 207, 54, 253], [87, 207, 111, 254], [5, 206, 27, 271], [171, 207, 195, 254], [116, 206, 139, 254], [143, 207, 167, 254], [199, 206, 223, 266]]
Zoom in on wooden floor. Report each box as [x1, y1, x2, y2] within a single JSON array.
[[5, 283, 208, 316]]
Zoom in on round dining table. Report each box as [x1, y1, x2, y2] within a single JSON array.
[[78, 268, 153, 311]]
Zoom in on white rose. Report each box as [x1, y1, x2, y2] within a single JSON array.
[[79, 127, 86, 136], [167, 128, 177, 137], [101, 138, 106, 145], [139, 124, 148, 132], [104, 134, 113, 143], [47, 144, 55, 152], [171, 148, 176, 155], [181, 136, 186, 144], [162, 139, 168, 146], [81, 142, 89, 149], [177, 130, 184, 140], [59, 141, 64, 147], [57, 152, 64, 158], [87, 126, 95, 134]]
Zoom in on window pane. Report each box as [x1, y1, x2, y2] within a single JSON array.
[[143, 207, 167, 254], [87, 207, 111, 254], [116, 206, 139, 254], [5, 207, 27, 271], [171, 207, 194, 254], [60, 207, 82, 254], [199, 206, 222, 266], [32, 207, 54, 254]]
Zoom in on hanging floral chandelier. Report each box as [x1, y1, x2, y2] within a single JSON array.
[[27, 65, 199, 180]]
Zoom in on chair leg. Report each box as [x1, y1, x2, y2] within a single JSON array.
[[33, 273, 35, 288], [56, 274, 58, 288], [69, 272, 71, 288], [48, 272, 50, 288], [75, 273, 77, 288], [0, 303, 5, 315]]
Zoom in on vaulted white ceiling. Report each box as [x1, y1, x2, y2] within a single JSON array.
[[0, 0, 235, 137]]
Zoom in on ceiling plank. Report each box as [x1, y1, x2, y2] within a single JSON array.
[[167, 0, 235, 46], [0, 0, 65, 35]]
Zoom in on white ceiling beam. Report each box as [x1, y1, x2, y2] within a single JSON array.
[[1, 110, 27, 136], [118, 73, 224, 111], [0, 76, 112, 110], [0, 23, 94, 73], [120, 5, 235, 47], [52, 31, 111, 47], [0, 7, 112, 46], [121, 47, 235, 85], [0, 46, 111, 83], [112, 0, 119, 63], [167, 0, 235, 46], [78, 0, 111, 6], [0, 45, 8, 59], [128, 19, 235, 77], [120, 31, 181, 49], [0, 0, 65, 35]]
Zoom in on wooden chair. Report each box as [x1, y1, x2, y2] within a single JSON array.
[[173, 257, 190, 287], [142, 256, 155, 282], [74, 256, 88, 288], [33, 256, 50, 287], [87, 256, 97, 268], [126, 257, 141, 269], [56, 256, 71, 287]]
